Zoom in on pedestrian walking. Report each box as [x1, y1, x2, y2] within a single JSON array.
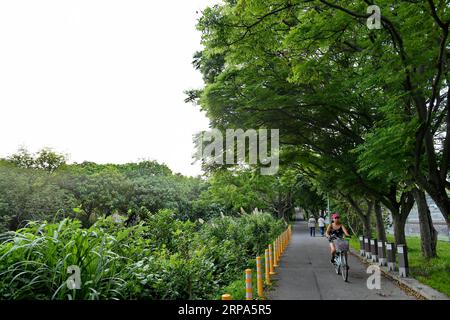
[[308, 216, 316, 237], [318, 216, 326, 236]]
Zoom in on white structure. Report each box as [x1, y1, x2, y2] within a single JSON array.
[[388, 195, 449, 241]]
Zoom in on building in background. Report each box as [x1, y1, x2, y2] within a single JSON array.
[[388, 195, 449, 241]]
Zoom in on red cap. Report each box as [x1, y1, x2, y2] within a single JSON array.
[[332, 213, 340, 219]]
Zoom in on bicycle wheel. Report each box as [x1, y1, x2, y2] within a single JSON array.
[[334, 254, 341, 275], [341, 252, 348, 282]]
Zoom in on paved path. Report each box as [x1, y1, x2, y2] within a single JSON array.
[[268, 221, 415, 300]]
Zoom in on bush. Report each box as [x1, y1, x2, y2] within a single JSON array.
[[197, 213, 285, 287], [129, 248, 218, 299], [0, 211, 284, 299], [0, 217, 155, 299]]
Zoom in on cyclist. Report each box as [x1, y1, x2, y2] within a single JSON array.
[[326, 213, 350, 264]]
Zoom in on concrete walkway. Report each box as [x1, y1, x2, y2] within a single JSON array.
[[268, 221, 415, 300]]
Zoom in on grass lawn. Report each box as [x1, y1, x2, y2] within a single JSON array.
[[349, 236, 450, 297]]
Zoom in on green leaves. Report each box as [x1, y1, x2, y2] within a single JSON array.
[[355, 117, 419, 182], [192, 0, 449, 225], [0, 211, 284, 300], [0, 158, 208, 231], [193, 168, 300, 219]]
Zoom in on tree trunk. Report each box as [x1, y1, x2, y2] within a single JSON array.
[[390, 190, 414, 245], [392, 214, 407, 245], [412, 188, 438, 259], [278, 208, 285, 220], [411, 105, 450, 238], [415, 178, 450, 231], [362, 212, 371, 238], [374, 201, 387, 243], [345, 194, 372, 237], [428, 193, 450, 230]]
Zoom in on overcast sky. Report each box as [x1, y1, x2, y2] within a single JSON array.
[[0, 0, 217, 176]]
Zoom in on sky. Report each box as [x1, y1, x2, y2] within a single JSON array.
[[0, 0, 217, 176]]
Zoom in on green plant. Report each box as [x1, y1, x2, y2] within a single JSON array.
[[0, 210, 284, 300]]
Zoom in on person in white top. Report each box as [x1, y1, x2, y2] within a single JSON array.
[[307, 216, 316, 237], [318, 216, 326, 236]]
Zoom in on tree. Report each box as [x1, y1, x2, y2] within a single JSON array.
[[7, 147, 67, 172], [191, 0, 447, 247], [0, 164, 77, 230], [7, 146, 34, 169], [195, 167, 301, 220], [292, 175, 326, 220], [34, 148, 67, 172], [0, 153, 207, 231]]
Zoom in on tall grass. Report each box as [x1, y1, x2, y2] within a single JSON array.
[[0, 218, 141, 299], [0, 211, 285, 300]]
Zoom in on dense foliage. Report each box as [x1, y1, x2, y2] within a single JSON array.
[[0, 148, 292, 300], [0, 211, 285, 300], [191, 0, 449, 259], [1, 0, 449, 300], [193, 168, 301, 220], [0, 148, 207, 232]]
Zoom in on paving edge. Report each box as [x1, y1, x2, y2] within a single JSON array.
[[349, 248, 450, 300]]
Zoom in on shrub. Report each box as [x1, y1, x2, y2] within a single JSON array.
[[0, 218, 145, 299], [0, 211, 285, 299]]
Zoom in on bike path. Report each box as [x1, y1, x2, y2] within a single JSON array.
[[268, 221, 415, 300]]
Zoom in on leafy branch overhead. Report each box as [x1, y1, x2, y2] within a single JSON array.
[[192, 0, 449, 249]]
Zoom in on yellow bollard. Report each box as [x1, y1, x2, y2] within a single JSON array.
[[279, 235, 282, 255], [245, 269, 252, 300], [256, 256, 264, 299], [278, 237, 281, 259], [222, 294, 232, 300], [264, 249, 270, 285], [279, 235, 283, 254], [277, 237, 280, 257], [284, 230, 287, 248], [273, 241, 279, 267], [268, 245, 276, 275]]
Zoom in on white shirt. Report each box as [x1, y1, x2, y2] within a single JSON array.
[[308, 218, 316, 228], [318, 217, 325, 227]]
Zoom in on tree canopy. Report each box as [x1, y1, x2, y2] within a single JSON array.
[[190, 0, 449, 256]]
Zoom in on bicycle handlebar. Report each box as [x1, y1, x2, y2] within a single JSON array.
[[327, 235, 351, 240]]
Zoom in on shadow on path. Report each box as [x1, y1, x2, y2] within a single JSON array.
[[268, 221, 415, 300]]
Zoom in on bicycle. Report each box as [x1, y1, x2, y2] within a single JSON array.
[[330, 236, 350, 282]]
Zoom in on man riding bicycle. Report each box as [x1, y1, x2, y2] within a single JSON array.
[[326, 213, 351, 264]]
